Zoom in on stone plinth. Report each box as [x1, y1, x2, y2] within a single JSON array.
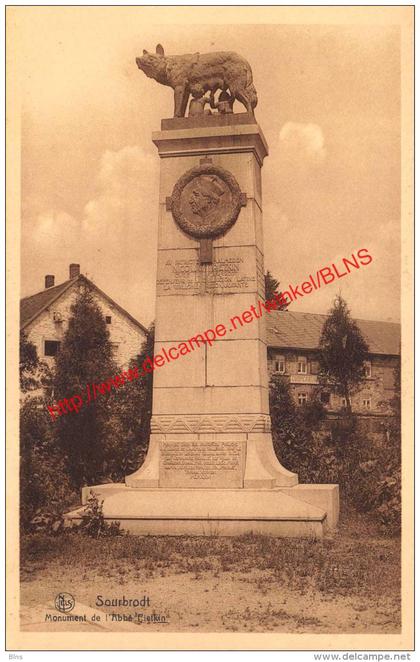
[[66, 485, 335, 538], [68, 114, 339, 537]]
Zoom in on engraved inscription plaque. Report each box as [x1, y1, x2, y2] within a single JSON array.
[[157, 257, 201, 295], [157, 248, 257, 296], [160, 439, 245, 488]]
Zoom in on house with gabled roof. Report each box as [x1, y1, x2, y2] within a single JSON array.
[[20, 264, 148, 369], [266, 311, 400, 417]]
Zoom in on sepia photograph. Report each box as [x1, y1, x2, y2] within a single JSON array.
[[6, 5, 414, 652]]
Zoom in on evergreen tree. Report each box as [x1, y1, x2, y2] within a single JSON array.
[[265, 271, 280, 301], [53, 283, 117, 486], [318, 295, 369, 414], [265, 270, 288, 309], [19, 331, 51, 393]]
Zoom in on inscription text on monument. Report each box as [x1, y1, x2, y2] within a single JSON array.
[[157, 250, 257, 295], [160, 439, 245, 488]]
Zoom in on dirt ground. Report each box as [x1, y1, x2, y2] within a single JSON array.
[[20, 508, 400, 634]]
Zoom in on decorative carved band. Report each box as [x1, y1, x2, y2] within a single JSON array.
[[151, 413, 271, 434]]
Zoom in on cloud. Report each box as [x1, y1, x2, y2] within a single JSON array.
[[32, 210, 81, 241], [279, 122, 326, 165], [22, 145, 159, 325], [83, 145, 157, 230], [262, 121, 327, 242]]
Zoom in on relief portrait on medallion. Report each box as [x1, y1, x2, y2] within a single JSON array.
[[169, 163, 246, 239], [188, 174, 227, 225]]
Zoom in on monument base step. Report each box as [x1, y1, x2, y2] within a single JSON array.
[[64, 485, 339, 538]]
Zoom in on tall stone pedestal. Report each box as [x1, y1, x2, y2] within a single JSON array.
[[66, 114, 339, 538]]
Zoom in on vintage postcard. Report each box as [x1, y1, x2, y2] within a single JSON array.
[[6, 5, 414, 652]]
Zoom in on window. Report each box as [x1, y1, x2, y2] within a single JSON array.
[[44, 340, 61, 357], [320, 391, 330, 405], [110, 342, 119, 353], [297, 357, 307, 374], [363, 361, 372, 378], [341, 397, 352, 407], [297, 392, 308, 406], [362, 398, 371, 410], [274, 356, 285, 374], [106, 316, 112, 324]]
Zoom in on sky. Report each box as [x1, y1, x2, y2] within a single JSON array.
[[18, 9, 401, 326]]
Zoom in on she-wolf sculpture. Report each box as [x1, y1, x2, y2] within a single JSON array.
[[136, 44, 258, 118]]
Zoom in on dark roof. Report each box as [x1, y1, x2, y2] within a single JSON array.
[[20, 278, 76, 328], [266, 311, 400, 356], [20, 275, 148, 334]]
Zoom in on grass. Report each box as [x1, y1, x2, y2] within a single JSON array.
[[20, 504, 401, 633], [21, 505, 399, 598]]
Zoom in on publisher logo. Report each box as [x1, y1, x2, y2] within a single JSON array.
[[55, 592, 75, 613]]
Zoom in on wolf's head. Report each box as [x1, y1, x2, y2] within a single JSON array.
[[136, 44, 167, 82]]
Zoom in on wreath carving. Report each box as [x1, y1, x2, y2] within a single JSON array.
[[169, 163, 246, 239]]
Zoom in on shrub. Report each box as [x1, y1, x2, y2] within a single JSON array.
[[78, 492, 123, 538], [269, 375, 334, 484], [269, 375, 400, 536], [300, 394, 327, 427], [340, 424, 400, 534], [20, 396, 77, 532]]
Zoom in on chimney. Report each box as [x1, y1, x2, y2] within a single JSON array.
[[45, 275, 55, 289], [69, 263, 80, 279]]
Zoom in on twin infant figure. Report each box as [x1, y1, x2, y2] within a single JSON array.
[[188, 86, 234, 117]]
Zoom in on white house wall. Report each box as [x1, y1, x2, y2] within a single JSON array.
[[25, 283, 147, 370]]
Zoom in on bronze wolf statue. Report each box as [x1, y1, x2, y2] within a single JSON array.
[[136, 44, 258, 118]]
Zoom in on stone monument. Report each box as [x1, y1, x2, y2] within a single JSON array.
[[66, 46, 339, 537]]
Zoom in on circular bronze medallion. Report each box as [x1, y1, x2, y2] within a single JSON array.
[[170, 163, 243, 239]]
